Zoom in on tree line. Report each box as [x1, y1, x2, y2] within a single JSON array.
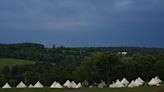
[[0, 43, 164, 86]]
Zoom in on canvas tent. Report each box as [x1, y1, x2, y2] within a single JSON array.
[[114, 79, 124, 88], [109, 79, 124, 88], [98, 81, 106, 88], [16, 81, 27, 88], [109, 82, 115, 88], [54, 83, 63, 88], [71, 81, 77, 88], [2, 83, 12, 88], [63, 80, 70, 87], [155, 76, 162, 84], [67, 81, 77, 88], [121, 78, 129, 86], [82, 80, 89, 87], [34, 81, 44, 88], [89, 85, 94, 88], [137, 77, 144, 84], [50, 81, 57, 88], [148, 76, 162, 86], [75, 83, 82, 88], [128, 78, 143, 88], [50, 81, 63, 88], [134, 79, 143, 86], [28, 84, 34, 88], [148, 78, 157, 86], [128, 80, 136, 88]]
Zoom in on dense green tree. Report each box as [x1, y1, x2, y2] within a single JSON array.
[[0, 43, 164, 85], [75, 52, 121, 83]]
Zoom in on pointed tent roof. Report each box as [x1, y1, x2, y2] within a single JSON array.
[[155, 76, 162, 83], [109, 79, 124, 88], [75, 83, 82, 88], [54, 83, 63, 88], [82, 80, 89, 87], [148, 78, 157, 85], [50, 81, 57, 88], [28, 84, 34, 88], [109, 82, 116, 88], [128, 80, 135, 88], [50, 81, 63, 88], [63, 80, 70, 87], [16, 81, 27, 88], [137, 77, 144, 83], [114, 79, 124, 88], [2, 83, 12, 88], [128, 79, 143, 88], [121, 78, 129, 85], [71, 81, 77, 88], [134, 79, 142, 87], [148, 77, 161, 86], [98, 81, 106, 88], [67, 81, 77, 88], [34, 81, 44, 88]]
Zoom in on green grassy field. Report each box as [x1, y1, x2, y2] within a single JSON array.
[[0, 87, 164, 92], [0, 58, 35, 68]]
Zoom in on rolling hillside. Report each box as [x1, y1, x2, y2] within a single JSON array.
[[0, 58, 35, 68]]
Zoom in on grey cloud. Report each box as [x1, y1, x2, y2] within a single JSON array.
[[0, 0, 164, 47]]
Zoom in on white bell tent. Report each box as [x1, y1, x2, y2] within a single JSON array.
[[54, 83, 63, 88], [109, 79, 124, 88], [114, 79, 124, 88], [128, 78, 144, 88], [121, 78, 129, 86], [75, 82, 82, 88], [67, 81, 77, 88], [16, 81, 27, 88], [137, 77, 144, 84], [98, 81, 106, 88], [63, 80, 71, 87], [50, 81, 63, 88], [2, 83, 12, 88], [34, 81, 44, 88], [148, 76, 162, 86], [50, 81, 57, 88], [128, 80, 136, 88], [28, 84, 34, 88]]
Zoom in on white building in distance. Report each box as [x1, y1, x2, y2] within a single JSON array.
[[118, 52, 127, 55]]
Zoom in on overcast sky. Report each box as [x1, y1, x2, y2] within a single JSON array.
[[0, 0, 164, 47]]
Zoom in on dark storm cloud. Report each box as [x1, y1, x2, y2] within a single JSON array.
[[0, 0, 164, 47]]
